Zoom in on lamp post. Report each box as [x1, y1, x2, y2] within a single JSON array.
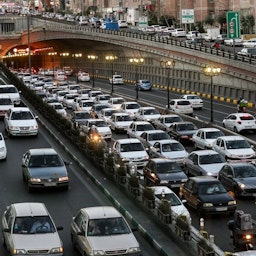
[[160, 59, 175, 109], [106, 55, 117, 95], [129, 57, 144, 100], [72, 53, 82, 81], [60, 52, 69, 68], [88, 55, 98, 88], [203, 66, 221, 123], [48, 52, 57, 75]]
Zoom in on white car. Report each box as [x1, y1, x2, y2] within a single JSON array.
[[54, 71, 67, 81], [56, 90, 70, 103], [127, 121, 155, 138], [62, 93, 79, 109], [48, 102, 67, 117], [4, 107, 38, 137], [0, 85, 21, 104], [67, 84, 81, 93], [94, 94, 111, 104], [152, 114, 184, 131], [109, 75, 124, 85], [88, 90, 102, 100], [148, 139, 188, 165], [171, 28, 186, 37], [70, 206, 141, 256], [179, 94, 203, 109], [120, 101, 141, 119], [186, 30, 200, 39], [108, 97, 125, 109], [192, 128, 225, 149], [118, 20, 128, 28], [0, 132, 7, 160], [76, 99, 94, 112], [139, 130, 170, 148], [242, 38, 256, 48], [98, 108, 119, 124], [167, 99, 193, 116], [0, 96, 14, 118], [224, 38, 243, 46], [212, 136, 256, 162], [77, 71, 90, 82], [135, 107, 161, 122], [152, 186, 191, 223], [2, 202, 64, 256], [222, 113, 256, 133], [109, 112, 133, 133]]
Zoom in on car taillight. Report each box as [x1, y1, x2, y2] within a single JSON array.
[[237, 121, 242, 125], [175, 105, 179, 109]]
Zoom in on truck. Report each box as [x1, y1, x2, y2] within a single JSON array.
[[204, 27, 220, 42]]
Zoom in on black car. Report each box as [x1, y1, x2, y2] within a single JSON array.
[[143, 158, 188, 191], [168, 122, 198, 144], [218, 162, 256, 197], [180, 176, 237, 217]]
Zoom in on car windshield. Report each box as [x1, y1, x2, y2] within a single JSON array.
[[0, 98, 13, 105], [144, 109, 159, 115], [155, 193, 181, 206], [82, 102, 94, 107], [11, 111, 34, 120], [165, 116, 183, 123], [205, 131, 224, 139], [226, 139, 250, 149], [187, 95, 199, 100], [234, 165, 256, 178], [99, 95, 111, 100], [87, 217, 130, 236], [177, 123, 195, 131], [199, 154, 225, 164], [92, 120, 106, 127], [13, 216, 55, 234], [162, 143, 184, 152], [120, 143, 144, 152], [112, 99, 124, 104], [156, 162, 181, 173], [137, 124, 154, 131], [149, 132, 170, 141], [0, 87, 18, 93], [54, 104, 63, 110], [240, 115, 254, 121], [28, 154, 63, 167], [126, 104, 140, 109], [117, 115, 132, 121], [177, 101, 190, 105], [198, 183, 226, 195], [75, 112, 90, 119]]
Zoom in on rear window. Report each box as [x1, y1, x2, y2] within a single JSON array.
[[0, 98, 13, 105], [0, 86, 18, 93], [240, 115, 254, 120], [177, 100, 190, 105]]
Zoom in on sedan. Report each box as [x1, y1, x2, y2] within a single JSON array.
[[139, 130, 170, 148], [192, 127, 225, 149], [152, 114, 184, 131], [222, 113, 256, 133], [143, 158, 188, 191], [70, 206, 141, 256], [4, 107, 39, 137], [218, 162, 256, 197], [0, 132, 7, 160], [127, 121, 155, 138], [183, 150, 226, 177], [77, 71, 90, 82], [109, 75, 124, 85], [22, 148, 70, 192], [167, 99, 193, 116], [109, 112, 133, 133], [136, 79, 152, 91], [120, 101, 141, 119], [242, 38, 256, 48], [134, 107, 161, 122], [224, 38, 243, 46], [179, 94, 203, 109]]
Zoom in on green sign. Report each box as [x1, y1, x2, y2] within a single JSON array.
[[227, 11, 241, 39]]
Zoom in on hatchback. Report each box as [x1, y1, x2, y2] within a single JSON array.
[[167, 99, 193, 116], [70, 206, 141, 256], [0, 132, 7, 160], [136, 79, 152, 91], [2, 202, 64, 256], [180, 94, 203, 109]]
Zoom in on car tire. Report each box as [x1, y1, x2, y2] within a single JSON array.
[[233, 127, 238, 133]]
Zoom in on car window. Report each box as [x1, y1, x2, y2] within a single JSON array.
[[155, 193, 181, 206], [177, 101, 190, 105], [240, 115, 254, 121], [199, 183, 226, 195], [226, 139, 250, 149], [205, 131, 223, 139], [29, 154, 63, 167], [11, 111, 34, 120], [156, 162, 181, 173], [199, 154, 225, 164]]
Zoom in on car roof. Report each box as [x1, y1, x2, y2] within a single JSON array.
[[132, 121, 152, 125], [197, 128, 221, 132], [142, 130, 165, 134], [149, 158, 176, 163], [189, 150, 219, 156], [10, 107, 30, 112], [217, 135, 244, 141], [28, 148, 58, 155], [222, 162, 255, 168], [81, 206, 121, 219], [139, 107, 156, 110], [116, 138, 141, 144], [151, 186, 174, 195], [12, 202, 48, 217], [229, 113, 254, 117], [156, 139, 183, 144], [189, 176, 219, 183], [112, 112, 129, 116]]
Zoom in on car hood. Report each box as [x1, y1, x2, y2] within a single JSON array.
[[235, 177, 256, 186], [199, 163, 226, 174], [162, 151, 188, 159], [28, 167, 67, 177], [114, 121, 133, 126], [88, 233, 139, 250], [97, 127, 111, 133], [178, 130, 197, 136], [226, 148, 255, 156], [143, 114, 160, 120], [120, 151, 147, 159], [158, 172, 187, 181], [9, 120, 37, 126], [199, 193, 233, 202], [13, 233, 62, 250]]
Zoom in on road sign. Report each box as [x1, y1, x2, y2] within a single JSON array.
[[227, 11, 241, 39], [181, 9, 194, 24]]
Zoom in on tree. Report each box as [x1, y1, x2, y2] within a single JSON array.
[[241, 15, 255, 34], [204, 15, 215, 26], [217, 13, 227, 33]]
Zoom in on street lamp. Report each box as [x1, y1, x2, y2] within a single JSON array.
[[160, 59, 175, 109], [203, 66, 221, 123], [48, 52, 57, 75], [72, 53, 82, 81], [106, 55, 117, 95], [88, 55, 98, 88], [129, 57, 144, 100], [60, 52, 69, 67]]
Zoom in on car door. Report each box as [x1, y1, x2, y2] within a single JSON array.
[[186, 153, 200, 176], [22, 151, 31, 180], [149, 142, 161, 158], [218, 165, 234, 191], [2, 206, 15, 251], [224, 115, 236, 130], [4, 109, 11, 131]]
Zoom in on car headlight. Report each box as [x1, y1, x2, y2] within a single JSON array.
[[0, 147, 6, 152], [30, 178, 41, 182], [228, 200, 237, 205], [9, 126, 19, 130], [13, 249, 26, 254], [203, 203, 213, 207], [160, 180, 168, 184], [127, 247, 141, 253], [92, 250, 105, 255], [50, 247, 64, 253], [31, 125, 38, 129], [58, 176, 69, 182], [238, 182, 247, 189]]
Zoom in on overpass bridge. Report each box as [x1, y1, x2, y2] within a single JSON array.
[[0, 15, 255, 105]]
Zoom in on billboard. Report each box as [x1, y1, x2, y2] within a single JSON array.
[[181, 9, 194, 24]]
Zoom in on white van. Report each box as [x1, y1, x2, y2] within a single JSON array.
[[0, 85, 20, 104]]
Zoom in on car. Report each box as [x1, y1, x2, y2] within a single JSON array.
[[2, 202, 64, 256], [135, 107, 160, 122], [168, 121, 198, 144], [222, 113, 256, 133], [76, 99, 94, 112], [109, 112, 133, 133], [215, 34, 227, 44], [127, 121, 155, 138], [48, 102, 67, 117], [112, 138, 149, 172], [118, 19, 128, 28], [192, 128, 225, 149], [143, 26, 156, 35], [152, 186, 191, 223], [171, 28, 186, 37], [54, 71, 67, 81], [183, 150, 226, 177], [71, 111, 91, 128], [184, 38, 205, 46], [70, 206, 141, 256], [120, 101, 141, 119], [90, 103, 111, 118], [22, 148, 70, 191], [62, 93, 79, 109], [63, 66, 73, 76], [78, 88, 91, 97], [143, 158, 188, 191], [179, 176, 237, 216], [109, 74, 124, 85], [108, 97, 125, 109], [67, 84, 81, 93], [94, 94, 111, 104], [4, 107, 39, 137], [77, 71, 90, 82], [0, 132, 7, 160], [179, 94, 203, 109], [0, 96, 14, 118], [139, 129, 171, 148], [167, 99, 193, 116], [152, 114, 184, 131], [136, 79, 152, 91], [0, 85, 21, 104], [186, 30, 200, 39], [148, 139, 188, 165], [56, 90, 70, 103], [97, 108, 119, 124], [242, 38, 256, 48], [218, 162, 256, 198], [71, 96, 89, 111], [212, 135, 256, 162], [88, 90, 102, 100], [224, 38, 243, 46], [237, 48, 256, 58]]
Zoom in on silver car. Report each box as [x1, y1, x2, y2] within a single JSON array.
[[2, 202, 64, 256], [71, 206, 141, 256]]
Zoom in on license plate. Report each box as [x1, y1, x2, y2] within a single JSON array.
[[216, 207, 227, 211], [44, 182, 56, 187]]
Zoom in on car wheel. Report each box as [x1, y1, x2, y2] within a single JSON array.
[[222, 123, 226, 128], [233, 127, 238, 133]]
